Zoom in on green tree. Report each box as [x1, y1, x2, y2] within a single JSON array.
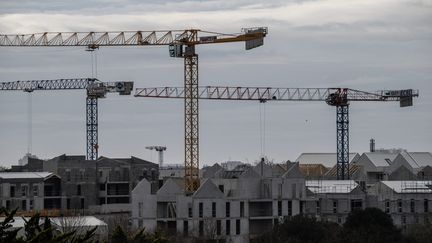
[[111, 225, 128, 243], [340, 207, 405, 243], [405, 222, 432, 243], [256, 215, 340, 243]]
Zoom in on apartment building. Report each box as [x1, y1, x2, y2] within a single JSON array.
[[9, 154, 159, 213], [0, 172, 62, 211], [132, 161, 307, 243], [368, 180, 432, 228]]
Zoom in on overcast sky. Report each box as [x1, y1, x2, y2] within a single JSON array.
[[0, 0, 431, 167]]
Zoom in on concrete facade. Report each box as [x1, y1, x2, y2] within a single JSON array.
[[132, 161, 307, 243], [0, 172, 62, 211], [9, 154, 159, 214]]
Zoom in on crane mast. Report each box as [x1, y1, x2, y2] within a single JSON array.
[[0, 78, 133, 160], [1, 27, 267, 192], [135, 86, 419, 180]]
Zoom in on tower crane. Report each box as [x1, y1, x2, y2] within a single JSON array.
[[145, 146, 167, 167], [0, 78, 133, 160], [0, 28, 268, 192], [134, 86, 419, 180]]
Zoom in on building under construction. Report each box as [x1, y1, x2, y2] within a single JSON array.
[[131, 150, 432, 243]]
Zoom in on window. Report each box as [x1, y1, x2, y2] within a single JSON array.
[[278, 183, 282, 197], [402, 215, 406, 224], [288, 200, 292, 216], [32, 185, 38, 196], [226, 202, 230, 217], [216, 220, 221, 235], [21, 185, 28, 197], [351, 199, 363, 211], [425, 199, 429, 213], [66, 170, 71, 182], [29, 200, 33, 210], [291, 184, 296, 198], [183, 221, 188, 236], [67, 199, 71, 209], [411, 199, 415, 213], [99, 184, 106, 191], [10, 185, 15, 198], [199, 220, 204, 236], [151, 169, 156, 181], [385, 200, 390, 213], [333, 200, 338, 214], [212, 202, 216, 217], [138, 202, 143, 217], [80, 198, 85, 209], [300, 201, 304, 214], [199, 202, 203, 218], [398, 200, 402, 213], [77, 185, 82, 196], [219, 185, 224, 193], [188, 205, 192, 218], [240, 201, 244, 217], [226, 220, 231, 235], [80, 169, 85, 181], [6, 200, 10, 210], [277, 201, 282, 216], [99, 198, 105, 205], [236, 219, 240, 235], [316, 200, 321, 214], [22, 200, 26, 211]]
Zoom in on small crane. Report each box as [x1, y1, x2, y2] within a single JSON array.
[[145, 146, 167, 167]]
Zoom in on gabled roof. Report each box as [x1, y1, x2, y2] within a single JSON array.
[[381, 181, 432, 193], [115, 156, 157, 166], [239, 167, 261, 178], [132, 178, 151, 195], [295, 153, 359, 168], [272, 164, 287, 177], [299, 164, 329, 178], [325, 164, 362, 179], [283, 163, 304, 179], [193, 179, 225, 199], [157, 178, 184, 195], [214, 170, 244, 179], [0, 172, 55, 180], [97, 156, 129, 167], [202, 163, 223, 178], [253, 161, 273, 177], [306, 180, 358, 194], [363, 152, 398, 167], [400, 152, 432, 169]]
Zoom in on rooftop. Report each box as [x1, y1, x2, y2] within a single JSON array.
[[306, 180, 358, 194], [0, 172, 54, 179], [296, 153, 359, 168], [381, 180, 432, 193]]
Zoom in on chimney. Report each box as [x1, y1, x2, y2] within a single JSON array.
[[370, 138, 376, 152]]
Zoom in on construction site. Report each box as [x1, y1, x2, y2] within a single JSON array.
[[0, 3, 431, 242]]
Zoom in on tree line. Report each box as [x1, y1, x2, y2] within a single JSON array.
[[255, 207, 432, 243]]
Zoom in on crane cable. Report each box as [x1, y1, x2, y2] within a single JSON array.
[[27, 92, 32, 155], [259, 100, 267, 158]]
